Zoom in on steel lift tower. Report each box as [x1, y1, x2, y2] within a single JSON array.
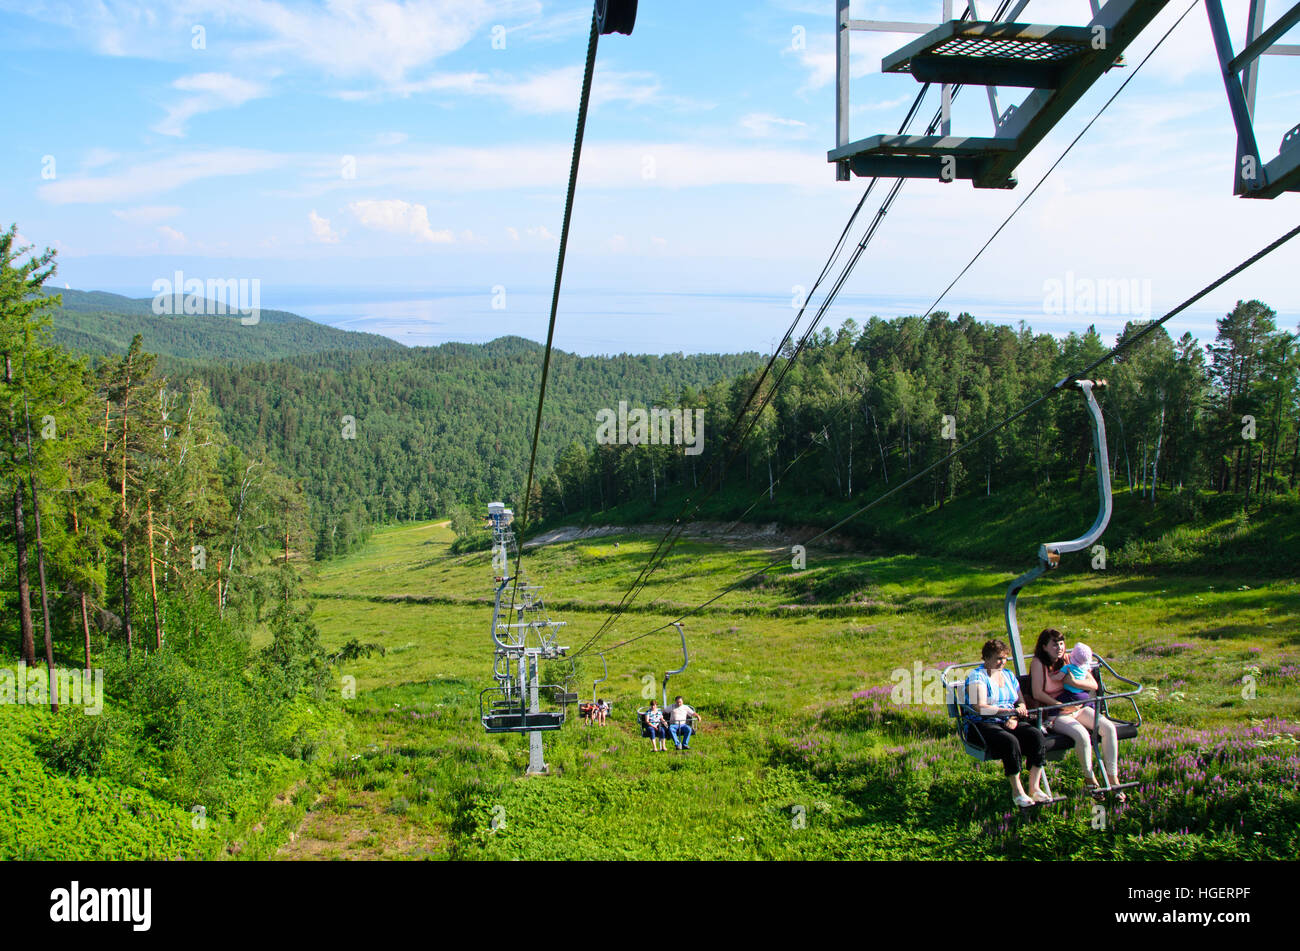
[[831, 0, 1299, 198], [480, 503, 572, 775]]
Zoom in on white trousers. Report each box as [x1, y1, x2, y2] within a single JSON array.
[[1051, 708, 1118, 780]]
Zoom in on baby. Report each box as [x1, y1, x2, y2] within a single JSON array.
[[1057, 643, 1095, 707]]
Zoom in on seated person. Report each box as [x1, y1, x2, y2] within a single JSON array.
[[963, 638, 1049, 808], [595, 698, 609, 726], [643, 700, 668, 752], [666, 695, 700, 750], [1059, 643, 1095, 709], [1030, 630, 1124, 802], [578, 701, 597, 725]]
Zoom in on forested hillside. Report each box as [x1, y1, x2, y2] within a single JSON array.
[[40, 287, 764, 556], [533, 305, 1299, 567], [187, 339, 764, 556], [3, 228, 338, 856], [45, 287, 403, 362]]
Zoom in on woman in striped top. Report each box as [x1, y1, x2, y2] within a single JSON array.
[[963, 638, 1048, 808]]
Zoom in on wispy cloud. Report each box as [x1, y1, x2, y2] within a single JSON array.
[[0, 0, 530, 84], [740, 113, 809, 138], [39, 149, 288, 203], [224, 0, 520, 84], [112, 205, 183, 224], [338, 62, 661, 114], [157, 224, 186, 246], [81, 147, 119, 170], [154, 73, 267, 136]]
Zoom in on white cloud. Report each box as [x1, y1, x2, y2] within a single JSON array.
[[651, 236, 667, 248], [340, 62, 661, 113], [112, 205, 182, 224], [515, 6, 588, 43], [741, 113, 809, 138], [81, 148, 119, 170], [157, 225, 186, 246], [506, 226, 520, 241], [309, 210, 341, 243], [153, 73, 267, 137], [526, 225, 556, 241], [37, 141, 830, 211], [39, 149, 288, 204], [786, 29, 893, 93], [374, 143, 827, 190], [497, 63, 660, 113], [347, 199, 453, 243], [608, 234, 627, 252], [374, 131, 410, 147], [225, 0, 518, 84], [1, 0, 532, 85], [334, 70, 485, 101]]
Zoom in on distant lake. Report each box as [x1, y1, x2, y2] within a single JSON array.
[[257, 286, 1231, 357]]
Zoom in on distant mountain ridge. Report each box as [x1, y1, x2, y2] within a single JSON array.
[[42, 287, 405, 362]]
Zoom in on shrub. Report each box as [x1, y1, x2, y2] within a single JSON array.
[[35, 709, 119, 777]]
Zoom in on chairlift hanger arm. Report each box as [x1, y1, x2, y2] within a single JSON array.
[[1039, 379, 1112, 559], [662, 622, 688, 707], [592, 652, 608, 701], [1004, 379, 1111, 673]]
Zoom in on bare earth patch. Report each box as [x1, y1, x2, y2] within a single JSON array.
[[526, 521, 856, 550], [276, 786, 448, 861]]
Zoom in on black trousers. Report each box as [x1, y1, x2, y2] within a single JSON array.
[[968, 720, 1046, 776]]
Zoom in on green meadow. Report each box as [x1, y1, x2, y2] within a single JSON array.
[[274, 519, 1300, 860]]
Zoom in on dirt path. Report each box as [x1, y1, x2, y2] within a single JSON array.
[[525, 521, 857, 550], [276, 785, 449, 860]]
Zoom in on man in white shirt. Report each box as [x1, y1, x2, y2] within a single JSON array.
[[666, 695, 700, 750]]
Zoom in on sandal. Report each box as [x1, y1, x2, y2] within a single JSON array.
[[1083, 777, 1105, 802], [1031, 789, 1054, 804], [1013, 793, 1034, 808]]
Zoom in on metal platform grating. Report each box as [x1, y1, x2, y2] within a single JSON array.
[[891, 34, 1089, 72], [930, 34, 1083, 61]]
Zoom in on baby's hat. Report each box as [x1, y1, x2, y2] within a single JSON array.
[[1070, 642, 1093, 667]]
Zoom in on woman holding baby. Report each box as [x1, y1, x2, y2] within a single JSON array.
[[1029, 627, 1126, 802]]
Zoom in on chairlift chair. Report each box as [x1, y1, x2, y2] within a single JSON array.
[[941, 380, 1142, 800], [636, 623, 700, 739], [579, 653, 610, 723]]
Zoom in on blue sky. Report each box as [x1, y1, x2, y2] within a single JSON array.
[[2, 0, 1297, 355]]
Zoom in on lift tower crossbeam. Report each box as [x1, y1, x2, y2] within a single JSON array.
[[1204, 0, 1300, 198], [831, 0, 1172, 188]]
